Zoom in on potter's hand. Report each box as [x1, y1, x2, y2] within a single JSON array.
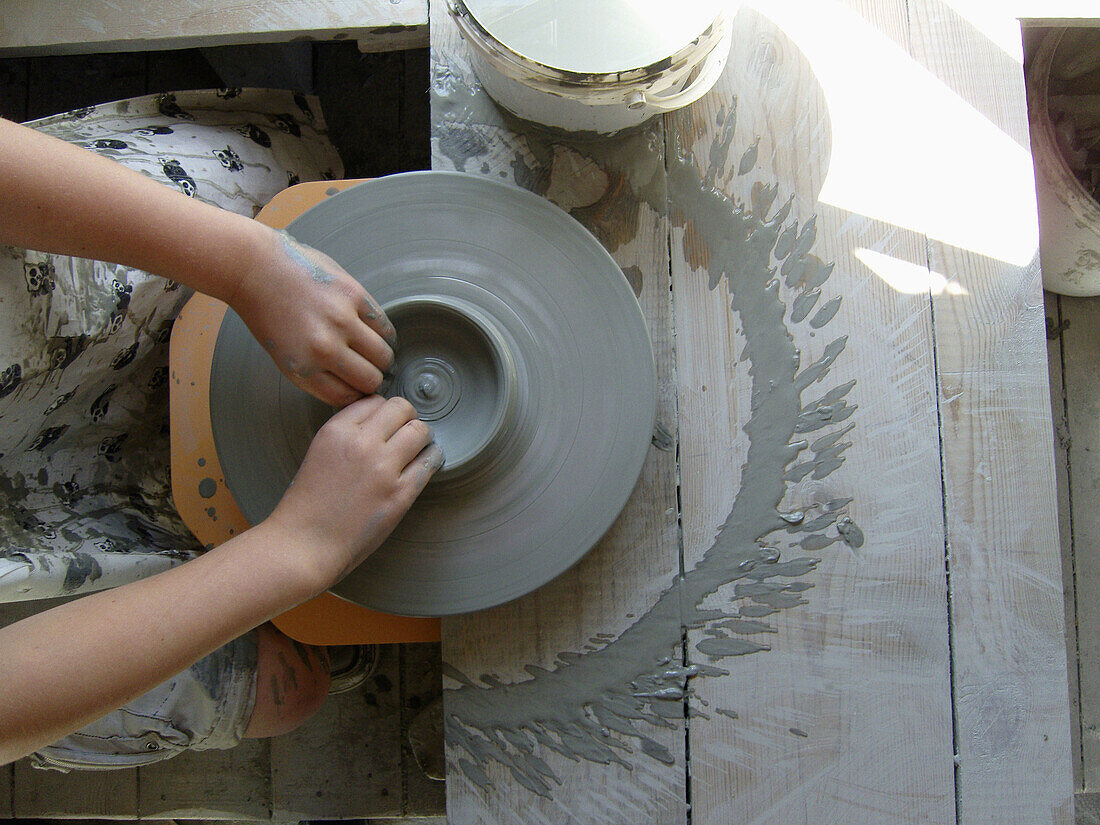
[[0, 394, 442, 767], [231, 227, 396, 408], [0, 118, 390, 404], [267, 395, 444, 591]]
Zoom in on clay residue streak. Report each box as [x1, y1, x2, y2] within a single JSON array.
[[277, 229, 335, 285], [436, 63, 862, 797]]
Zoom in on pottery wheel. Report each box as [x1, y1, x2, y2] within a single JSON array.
[[210, 171, 656, 616]]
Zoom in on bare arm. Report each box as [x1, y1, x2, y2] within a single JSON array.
[[0, 117, 439, 762], [0, 116, 269, 302], [0, 117, 395, 406], [0, 395, 443, 765]]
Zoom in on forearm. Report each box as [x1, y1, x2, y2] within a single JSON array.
[[0, 520, 320, 765], [0, 117, 268, 304]]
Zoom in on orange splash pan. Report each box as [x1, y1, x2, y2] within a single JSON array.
[[169, 179, 440, 645]]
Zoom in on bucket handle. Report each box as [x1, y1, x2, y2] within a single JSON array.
[[642, 30, 731, 113]]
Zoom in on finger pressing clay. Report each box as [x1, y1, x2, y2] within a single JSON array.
[[210, 172, 655, 616]]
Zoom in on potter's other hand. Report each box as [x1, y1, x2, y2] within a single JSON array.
[[267, 395, 444, 592], [231, 227, 396, 407]]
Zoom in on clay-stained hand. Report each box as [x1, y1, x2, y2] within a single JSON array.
[[231, 227, 396, 407], [267, 395, 445, 592]]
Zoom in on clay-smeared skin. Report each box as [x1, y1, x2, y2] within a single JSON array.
[[434, 64, 864, 796], [211, 173, 657, 616]]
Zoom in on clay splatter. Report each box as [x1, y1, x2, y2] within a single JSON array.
[[622, 264, 644, 296], [434, 54, 861, 797], [60, 551, 103, 593], [278, 229, 335, 285]]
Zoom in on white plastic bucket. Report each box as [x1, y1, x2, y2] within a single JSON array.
[[1027, 28, 1100, 296], [449, 0, 733, 135]]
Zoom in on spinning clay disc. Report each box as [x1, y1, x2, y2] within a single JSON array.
[[210, 171, 656, 616]]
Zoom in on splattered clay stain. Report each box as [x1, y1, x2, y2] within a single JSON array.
[[435, 66, 862, 798]]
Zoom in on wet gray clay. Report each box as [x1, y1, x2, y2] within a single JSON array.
[[210, 172, 656, 615]]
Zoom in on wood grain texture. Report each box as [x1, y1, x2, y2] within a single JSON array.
[[137, 738, 271, 819], [0, 0, 427, 56], [1047, 291, 1083, 793], [270, 644, 404, 819], [1021, 14, 1100, 28], [670, 3, 955, 822], [1078, 791, 1100, 825], [1059, 294, 1100, 793], [431, 8, 684, 825], [12, 758, 137, 817], [909, 1, 1075, 822], [355, 26, 431, 54], [401, 642, 447, 816]]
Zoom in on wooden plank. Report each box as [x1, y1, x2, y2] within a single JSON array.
[[355, 26, 431, 54], [137, 739, 271, 820], [0, 57, 28, 122], [401, 642, 446, 816], [431, 7, 685, 825], [1047, 292, 1083, 793], [1012, 0, 1100, 27], [669, 3, 956, 822], [271, 643, 403, 819], [908, 1, 1076, 821], [12, 752, 138, 816], [0, 0, 427, 56], [897, 5, 1031, 147], [1022, 17, 1100, 28], [1078, 791, 1100, 825], [12, 758, 138, 818], [25, 52, 146, 121], [1061, 294, 1100, 793]]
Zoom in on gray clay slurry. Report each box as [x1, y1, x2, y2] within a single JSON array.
[[382, 296, 519, 484], [209, 172, 657, 616], [429, 54, 864, 796]]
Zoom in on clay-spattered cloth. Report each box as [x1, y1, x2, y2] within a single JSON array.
[[0, 89, 343, 603]]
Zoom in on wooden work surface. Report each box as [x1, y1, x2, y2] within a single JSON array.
[[0, 0, 428, 56], [431, 2, 1079, 823]]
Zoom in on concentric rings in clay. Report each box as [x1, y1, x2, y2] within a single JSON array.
[[210, 171, 656, 615]]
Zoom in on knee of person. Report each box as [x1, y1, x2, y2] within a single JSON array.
[[243, 624, 330, 739]]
